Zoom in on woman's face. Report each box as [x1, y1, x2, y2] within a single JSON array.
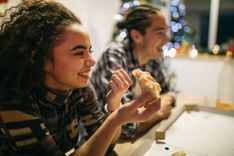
[[44, 24, 96, 90]]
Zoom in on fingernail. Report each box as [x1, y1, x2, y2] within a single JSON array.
[[116, 65, 122, 69]]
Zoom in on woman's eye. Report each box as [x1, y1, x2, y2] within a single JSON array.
[[74, 51, 84, 56]]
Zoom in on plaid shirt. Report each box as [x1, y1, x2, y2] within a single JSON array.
[[91, 40, 170, 139], [0, 82, 105, 156]]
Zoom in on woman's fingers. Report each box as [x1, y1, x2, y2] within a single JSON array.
[[108, 80, 118, 91], [124, 95, 161, 122], [111, 68, 131, 90], [138, 99, 161, 120], [118, 68, 132, 84], [128, 92, 153, 109], [111, 75, 125, 91]]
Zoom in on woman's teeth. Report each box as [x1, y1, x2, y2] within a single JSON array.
[[80, 72, 88, 76]]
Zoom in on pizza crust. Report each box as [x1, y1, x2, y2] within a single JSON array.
[[171, 151, 186, 156], [132, 68, 161, 100]]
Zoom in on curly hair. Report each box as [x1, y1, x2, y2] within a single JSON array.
[[0, 0, 81, 96]]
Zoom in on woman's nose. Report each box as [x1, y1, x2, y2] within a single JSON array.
[[85, 56, 96, 67]]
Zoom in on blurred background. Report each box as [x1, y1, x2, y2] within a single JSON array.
[[1, 0, 234, 105]]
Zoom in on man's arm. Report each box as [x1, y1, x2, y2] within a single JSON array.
[[137, 93, 175, 135]]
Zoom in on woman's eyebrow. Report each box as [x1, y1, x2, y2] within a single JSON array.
[[70, 45, 87, 51]]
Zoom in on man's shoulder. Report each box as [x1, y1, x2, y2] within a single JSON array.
[[146, 59, 161, 68], [105, 41, 127, 54], [107, 41, 125, 48]]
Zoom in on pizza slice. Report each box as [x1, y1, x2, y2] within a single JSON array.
[[132, 68, 161, 100]]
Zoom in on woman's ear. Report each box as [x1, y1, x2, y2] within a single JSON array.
[[130, 29, 142, 43], [43, 59, 53, 72]]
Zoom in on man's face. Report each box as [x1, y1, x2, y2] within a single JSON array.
[[44, 24, 96, 90], [138, 13, 169, 61]]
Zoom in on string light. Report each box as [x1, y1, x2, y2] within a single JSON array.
[[163, 0, 194, 56], [212, 44, 220, 55], [189, 45, 198, 58]]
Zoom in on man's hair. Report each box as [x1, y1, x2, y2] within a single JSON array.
[[0, 0, 81, 96], [119, 4, 161, 41]]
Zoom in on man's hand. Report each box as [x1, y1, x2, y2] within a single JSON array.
[[157, 93, 175, 119]]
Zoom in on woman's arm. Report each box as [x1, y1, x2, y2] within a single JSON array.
[[73, 93, 161, 156]]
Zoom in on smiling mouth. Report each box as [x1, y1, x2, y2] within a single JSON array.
[[79, 71, 90, 79]]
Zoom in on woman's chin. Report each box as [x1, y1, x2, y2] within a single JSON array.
[[76, 81, 89, 88]]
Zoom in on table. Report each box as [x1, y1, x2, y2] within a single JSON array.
[[113, 94, 234, 156]]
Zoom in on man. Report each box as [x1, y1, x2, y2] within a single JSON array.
[[91, 4, 175, 139]]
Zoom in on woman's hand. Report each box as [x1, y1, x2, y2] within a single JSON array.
[[114, 93, 161, 125], [106, 67, 132, 111]]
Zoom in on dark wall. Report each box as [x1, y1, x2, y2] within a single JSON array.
[[200, 12, 234, 47]]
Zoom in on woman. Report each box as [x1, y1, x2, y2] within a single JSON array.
[[0, 1, 160, 156]]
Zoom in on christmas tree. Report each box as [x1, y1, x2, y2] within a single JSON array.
[[165, 0, 195, 56]]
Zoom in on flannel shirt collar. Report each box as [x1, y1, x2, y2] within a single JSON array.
[[123, 40, 141, 69]]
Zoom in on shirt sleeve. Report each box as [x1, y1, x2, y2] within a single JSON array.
[[0, 107, 64, 156]]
